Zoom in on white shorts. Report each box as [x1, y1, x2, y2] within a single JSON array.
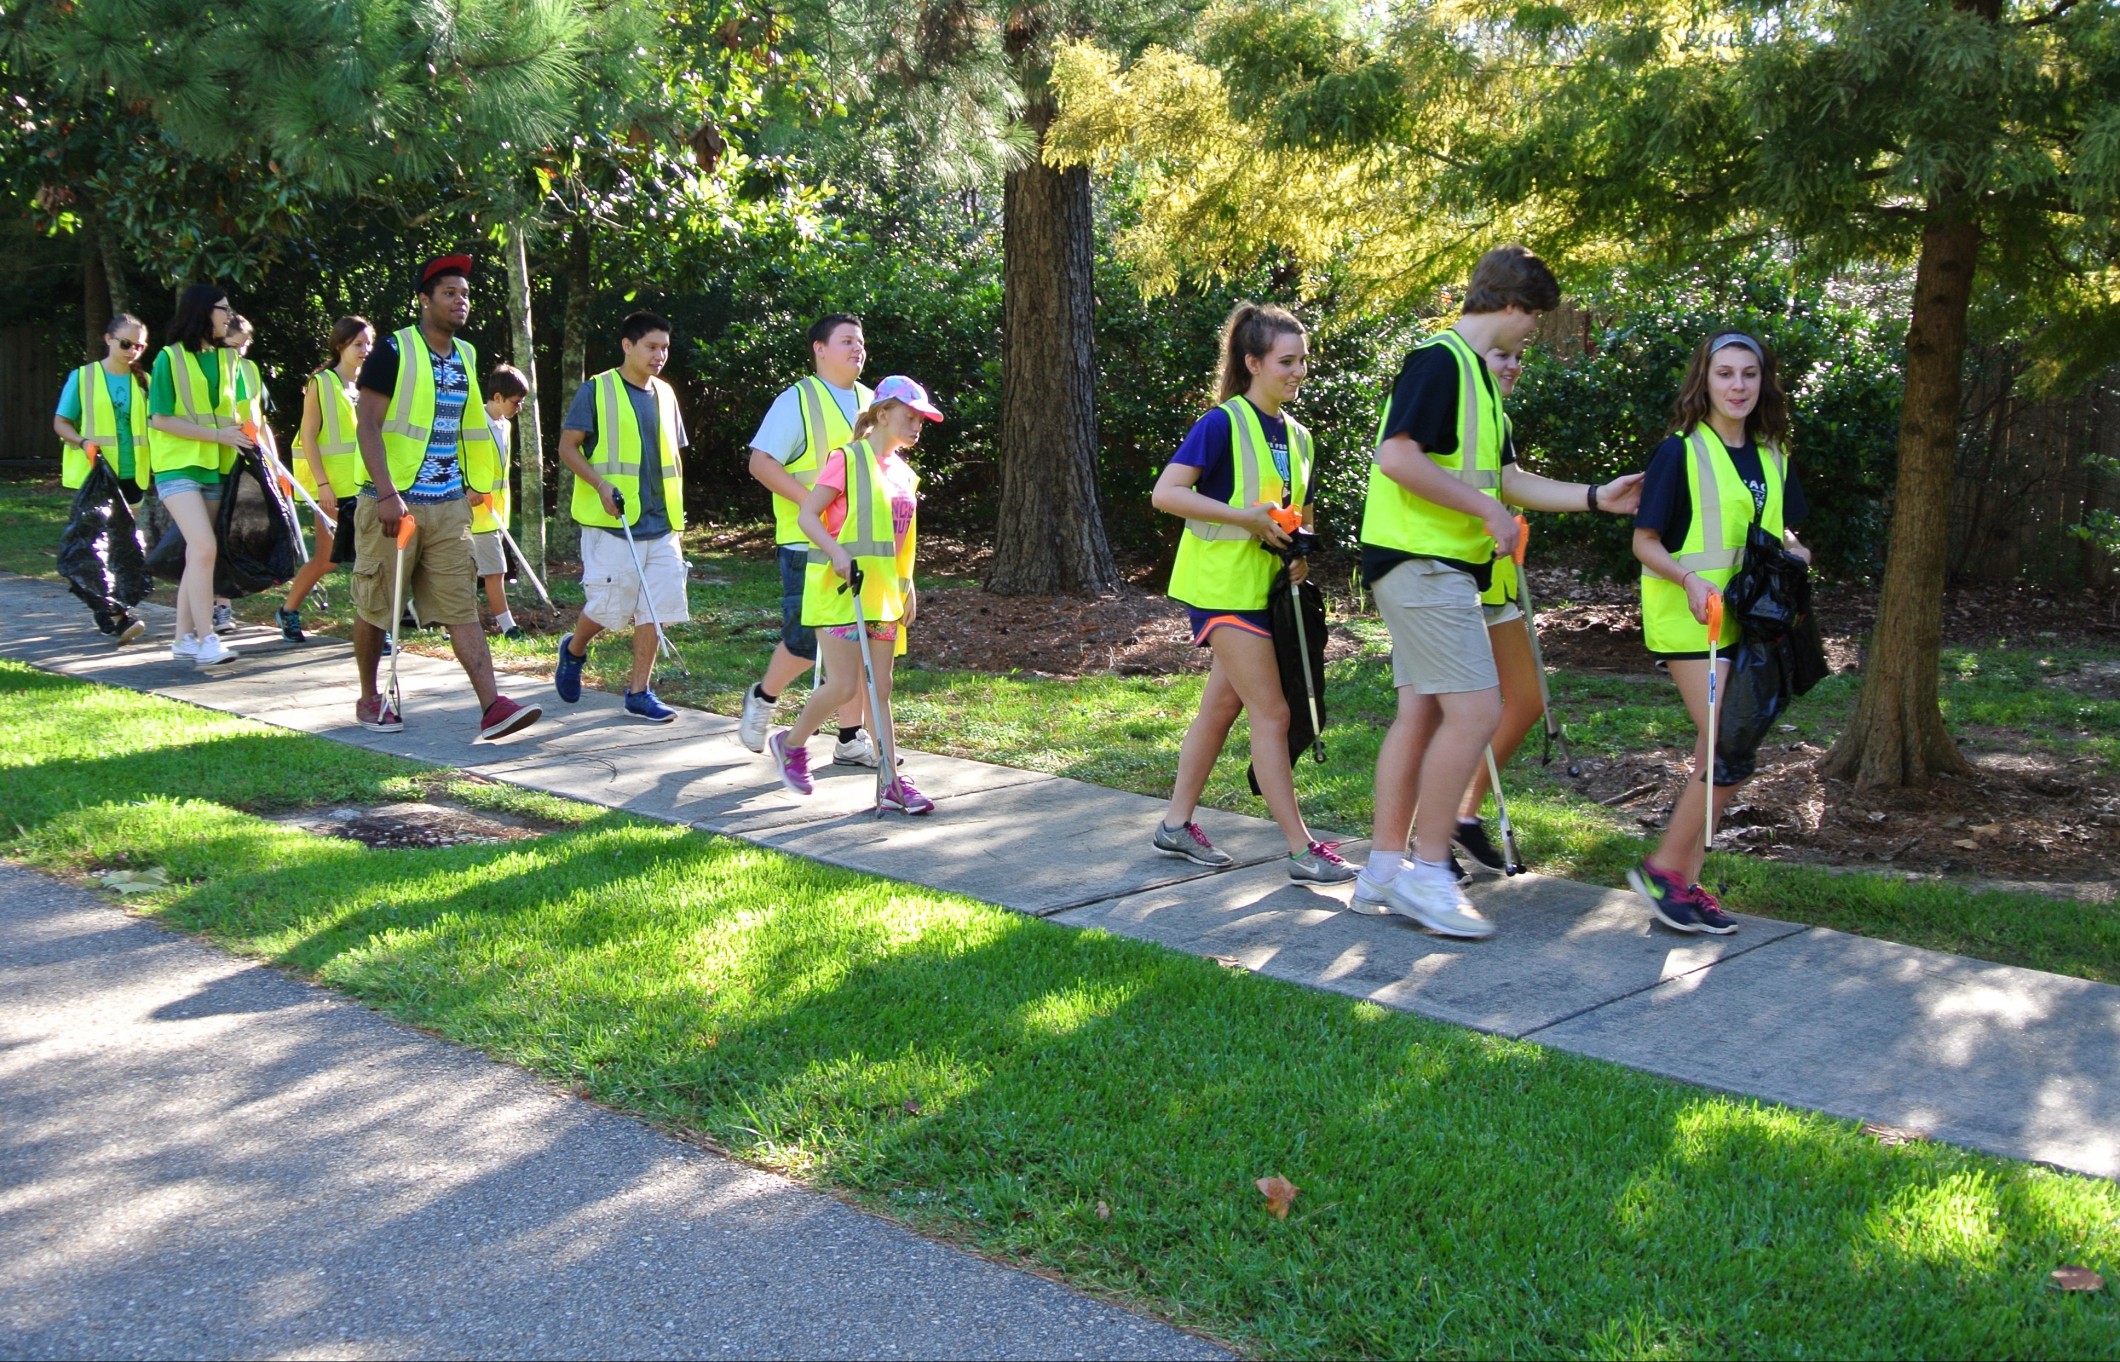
[[580, 528, 690, 629]]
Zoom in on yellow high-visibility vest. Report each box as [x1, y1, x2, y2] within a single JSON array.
[[150, 345, 244, 477], [1165, 396, 1313, 611], [772, 376, 873, 546], [374, 326, 493, 491], [62, 362, 149, 490], [801, 438, 916, 635], [1359, 329, 1502, 568], [1640, 425, 1786, 652], [296, 372, 362, 500], [567, 370, 683, 532]]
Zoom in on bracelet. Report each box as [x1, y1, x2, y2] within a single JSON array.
[[1586, 483, 1599, 512]]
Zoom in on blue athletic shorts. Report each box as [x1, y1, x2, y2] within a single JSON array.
[[779, 544, 817, 661], [1187, 606, 1273, 647]]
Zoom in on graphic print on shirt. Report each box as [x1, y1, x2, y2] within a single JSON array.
[[407, 345, 469, 503]]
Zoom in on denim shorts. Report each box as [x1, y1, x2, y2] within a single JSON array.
[[153, 470, 222, 500], [779, 544, 818, 661]]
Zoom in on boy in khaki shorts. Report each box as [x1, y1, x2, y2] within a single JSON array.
[[1351, 245, 1639, 937]]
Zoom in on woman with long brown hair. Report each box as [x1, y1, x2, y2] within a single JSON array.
[[1627, 331, 1813, 934], [1147, 302, 1353, 884], [278, 315, 374, 639]]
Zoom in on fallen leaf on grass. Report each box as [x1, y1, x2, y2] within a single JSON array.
[[1095, 1200, 1110, 1222], [1971, 823, 2004, 837], [1860, 1121, 1928, 1147], [1255, 1175, 1300, 1219], [902, 1098, 922, 1115], [1952, 839, 1980, 851], [2051, 1266, 2104, 1292], [1208, 954, 1248, 971], [93, 867, 169, 894]]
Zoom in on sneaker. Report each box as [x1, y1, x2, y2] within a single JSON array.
[[625, 688, 677, 723], [355, 694, 404, 733], [1449, 852, 1473, 887], [93, 610, 122, 636], [276, 607, 305, 642], [478, 695, 542, 741], [1152, 820, 1234, 868], [554, 634, 584, 703], [1384, 864, 1497, 939], [171, 633, 201, 660], [833, 731, 879, 767], [1350, 866, 1397, 916], [501, 625, 527, 642], [1289, 840, 1358, 885], [116, 616, 146, 645], [1452, 818, 1510, 876], [767, 729, 812, 795], [212, 602, 235, 633], [881, 774, 935, 815], [739, 684, 774, 752], [1687, 883, 1739, 935], [192, 634, 237, 668], [1628, 858, 1703, 933]]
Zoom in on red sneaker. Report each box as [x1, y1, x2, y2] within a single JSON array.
[[478, 695, 542, 741], [356, 695, 404, 733]]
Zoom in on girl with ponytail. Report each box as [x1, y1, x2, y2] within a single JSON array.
[[1148, 302, 1353, 884], [278, 315, 373, 638]]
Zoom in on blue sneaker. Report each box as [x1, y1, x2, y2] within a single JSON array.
[[1628, 858, 1703, 933], [624, 688, 677, 723], [554, 633, 584, 703]]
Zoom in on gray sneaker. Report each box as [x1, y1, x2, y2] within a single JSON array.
[[1384, 866, 1496, 939], [1288, 841, 1357, 885], [738, 684, 773, 753], [1152, 820, 1233, 868]]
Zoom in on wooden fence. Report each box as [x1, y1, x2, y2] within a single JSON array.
[[0, 323, 69, 474]]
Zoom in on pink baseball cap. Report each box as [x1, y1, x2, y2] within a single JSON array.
[[872, 375, 944, 422]]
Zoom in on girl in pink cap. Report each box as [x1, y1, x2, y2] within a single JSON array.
[[769, 375, 940, 813]]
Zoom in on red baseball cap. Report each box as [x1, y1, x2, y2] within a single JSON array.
[[418, 254, 474, 290]]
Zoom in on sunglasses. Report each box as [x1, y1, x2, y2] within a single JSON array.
[[112, 338, 144, 351]]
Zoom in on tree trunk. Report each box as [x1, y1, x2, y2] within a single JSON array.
[[81, 234, 110, 356], [986, 119, 1116, 596], [556, 218, 592, 533], [92, 210, 131, 318], [1821, 210, 1980, 787], [504, 226, 549, 577]]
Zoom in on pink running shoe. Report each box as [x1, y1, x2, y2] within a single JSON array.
[[768, 730, 813, 795], [880, 774, 935, 815]]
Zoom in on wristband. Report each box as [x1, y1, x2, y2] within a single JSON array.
[[1586, 483, 1598, 512]]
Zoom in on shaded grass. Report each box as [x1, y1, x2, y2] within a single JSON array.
[[6, 660, 2120, 1359]]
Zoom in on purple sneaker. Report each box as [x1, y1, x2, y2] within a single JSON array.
[[880, 774, 935, 815], [767, 729, 813, 796]]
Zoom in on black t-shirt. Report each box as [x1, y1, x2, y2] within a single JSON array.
[[1634, 433, 1810, 548], [1360, 341, 1516, 589]]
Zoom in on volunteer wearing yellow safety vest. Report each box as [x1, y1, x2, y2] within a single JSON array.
[[349, 253, 541, 742], [554, 311, 690, 724], [147, 286, 254, 669], [737, 313, 876, 763], [278, 315, 374, 639], [1351, 246, 1641, 939], [1628, 331, 1813, 935], [766, 375, 939, 814], [53, 311, 152, 642], [471, 364, 529, 640], [1149, 302, 1353, 884]]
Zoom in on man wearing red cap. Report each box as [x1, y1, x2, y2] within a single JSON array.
[[349, 254, 542, 740]]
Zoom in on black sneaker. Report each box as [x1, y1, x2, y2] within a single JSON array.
[[1628, 858, 1702, 933], [1687, 884, 1739, 936], [1449, 852, 1473, 887], [276, 607, 305, 642], [1452, 818, 1509, 876]]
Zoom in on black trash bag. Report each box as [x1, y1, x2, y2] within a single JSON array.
[[57, 457, 152, 620], [1713, 634, 1793, 786], [1723, 523, 1811, 643], [142, 450, 301, 597], [1245, 561, 1328, 796]]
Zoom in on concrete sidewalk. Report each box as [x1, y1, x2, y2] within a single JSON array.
[[0, 863, 1227, 1360], [7, 573, 2119, 1184]]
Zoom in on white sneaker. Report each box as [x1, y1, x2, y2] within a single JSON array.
[[1384, 864, 1496, 939], [171, 633, 202, 659], [192, 634, 237, 668], [833, 730, 879, 767], [1349, 872, 1396, 916], [738, 685, 773, 753]]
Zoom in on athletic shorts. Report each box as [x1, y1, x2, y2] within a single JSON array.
[[351, 494, 479, 629], [824, 620, 898, 643], [581, 527, 690, 630], [1483, 601, 1523, 627], [471, 530, 506, 578], [1374, 558, 1499, 694], [779, 544, 817, 661], [153, 470, 221, 500], [1186, 606, 1273, 647]]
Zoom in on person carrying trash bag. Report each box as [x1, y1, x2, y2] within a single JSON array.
[[278, 315, 374, 640], [53, 312, 153, 643], [767, 375, 938, 814], [1147, 303, 1354, 886], [348, 253, 541, 741], [1627, 331, 1814, 935], [553, 311, 691, 723]]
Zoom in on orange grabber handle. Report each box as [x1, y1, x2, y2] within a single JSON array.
[[395, 514, 418, 548], [1513, 514, 1529, 566], [1267, 504, 1303, 534], [1705, 590, 1724, 639], [84, 441, 101, 467]]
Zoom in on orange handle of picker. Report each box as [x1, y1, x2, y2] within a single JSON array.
[[83, 441, 100, 466], [1705, 590, 1724, 638], [395, 515, 417, 548], [1513, 514, 1529, 566], [1266, 504, 1303, 534]]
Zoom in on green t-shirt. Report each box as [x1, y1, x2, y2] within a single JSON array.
[[149, 347, 243, 417]]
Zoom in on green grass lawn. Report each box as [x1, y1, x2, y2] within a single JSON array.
[[11, 477, 2116, 985], [5, 659, 2119, 1358]]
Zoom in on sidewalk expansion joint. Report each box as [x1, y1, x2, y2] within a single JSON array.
[[1512, 925, 1820, 1041]]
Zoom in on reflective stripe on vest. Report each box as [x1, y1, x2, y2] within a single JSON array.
[[1639, 425, 1786, 652], [802, 438, 911, 627], [374, 328, 492, 489], [1359, 329, 1503, 563], [63, 363, 148, 489], [1671, 428, 1784, 573], [570, 369, 684, 530], [774, 377, 872, 545], [1167, 398, 1313, 611], [1370, 331, 1500, 493]]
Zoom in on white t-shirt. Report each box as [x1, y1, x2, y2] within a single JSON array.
[[749, 379, 863, 465]]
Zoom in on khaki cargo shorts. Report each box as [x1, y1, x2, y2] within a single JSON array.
[[1374, 557, 1501, 694], [352, 495, 479, 629]]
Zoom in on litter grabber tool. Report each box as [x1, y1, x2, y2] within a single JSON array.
[[244, 421, 335, 531], [1267, 504, 1325, 762], [1511, 514, 1579, 777], [385, 513, 418, 717], [1702, 589, 1726, 852], [493, 524, 554, 611], [839, 562, 901, 815], [1482, 744, 1525, 874], [611, 489, 688, 677]]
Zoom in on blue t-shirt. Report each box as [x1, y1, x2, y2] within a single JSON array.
[[564, 376, 690, 540], [356, 334, 469, 503], [57, 365, 140, 478], [1166, 399, 1290, 505]]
